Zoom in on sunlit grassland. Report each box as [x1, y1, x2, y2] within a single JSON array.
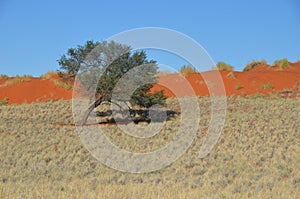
[[0, 96, 299, 198]]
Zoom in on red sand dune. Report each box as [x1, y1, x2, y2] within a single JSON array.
[[0, 62, 299, 105], [0, 74, 72, 105], [152, 62, 300, 98]]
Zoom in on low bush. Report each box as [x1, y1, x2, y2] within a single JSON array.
[[213, 62, 233, 71], [179, 65, 197, 77], [261, 83, 274, 89], [0, 75, 32, 87], [243, 59, 267, 72], [0, 97, 9, 105], [226, 72, 236, 79], [41, 71, 57, 79], [53, 79, 73, 90], [235, 83, 243, 90], [0, 74, 9, 80], [273, 58, 290, 70], [0, 100, 8, 105]]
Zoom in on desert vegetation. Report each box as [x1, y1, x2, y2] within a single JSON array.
[[0, 75, 32, 87], [226, 71, 236, 79], [179, 65, 197, 77], [213, 61, 234, 71], [243, 59, 268, 72], [40, 71, 73, 90], [273, 58, 291, 70], [261, 83, 274, 90], [52, 79, 73, 90], [0, 95, 299, 198], [57, 40, 166, 125], [0, 98, 8, 106], [41, 71, 58, 79], [0, 74, 9, 80], [235, 83, 243, 90]]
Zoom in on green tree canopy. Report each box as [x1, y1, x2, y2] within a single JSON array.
[[57, 40, 166, 125]]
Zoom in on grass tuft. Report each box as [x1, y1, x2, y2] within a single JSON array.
[[179, 65, 197, 77], [273, 58, 290, 70], [243, 59, 268, 72], [226, 72, 236, 79], [41, 71, 58, 79], [235, 83, 243, 90], [0, 75, 32, 87], [53, 79, 73, 90], [0, 74, 9, 80], [213, 62, 234, 71], [261, 83, 274, 90]]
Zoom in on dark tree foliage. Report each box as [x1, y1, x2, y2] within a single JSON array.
[[57, 40, 166, 125], [57, 41, 100, 81]]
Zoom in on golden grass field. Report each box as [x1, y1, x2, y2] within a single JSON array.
[[0, 96, 299, 198]]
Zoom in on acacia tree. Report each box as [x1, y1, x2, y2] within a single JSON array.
[[57, 40, 100, 81], [57, 40, 166, 125]]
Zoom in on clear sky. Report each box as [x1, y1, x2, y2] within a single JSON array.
[[0, 0, 299, 76]]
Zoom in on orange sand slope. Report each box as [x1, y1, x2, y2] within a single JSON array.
[[0, 62, 299, 105], [152, 62, 300, 97], [0, 74, 72, 105]]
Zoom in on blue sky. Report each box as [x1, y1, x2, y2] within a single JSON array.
[[0, 0, 299, 76]]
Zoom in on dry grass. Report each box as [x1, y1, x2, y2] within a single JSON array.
[[213, 62, 234, 71], [0, 75, 32, 87], [1, 180, 298, 199], [41, 71, 73, 90], [0, 100, 8, 106], [41, 71, 58, 79], [226, 72, 236, 79], [273, 58, 291, 70], [261, 83, 274, 90], [0, 96, 299, 198], [235, 83, 243, 90], [0, 98, 9, 106], [157, 71, 172, 77], [179, 65, 197, 77], [243, 59, 268, 72], [52, 79, 73, 90], [0, 74, 9, 80]]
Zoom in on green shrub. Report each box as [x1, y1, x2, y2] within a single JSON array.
[[226, 72, 236, 79], [273, 58, 290, 70], [243, 59, 267, 72], [261, 83, 274, 89], [235, 83, 243, 90], [0, 100, 8, 106], [0, 74, 9, 80], [0, 98, 9, 106], [179, 65, 197, 77], [213, 62, 233, 71]]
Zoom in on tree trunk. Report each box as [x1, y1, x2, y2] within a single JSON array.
[[78, 96, 104, 126]]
